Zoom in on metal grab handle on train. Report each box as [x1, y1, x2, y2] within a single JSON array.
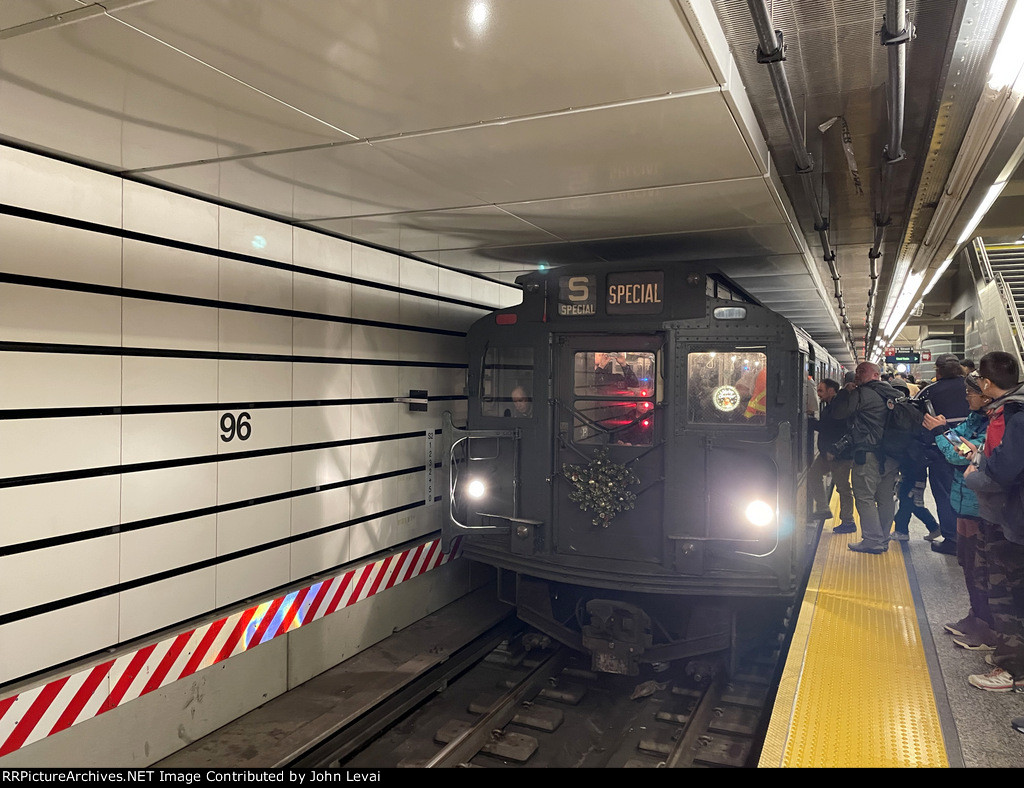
[[440, 412, 521, 552]]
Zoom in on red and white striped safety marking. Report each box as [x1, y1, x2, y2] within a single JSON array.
[[0, 536, 461, 759]]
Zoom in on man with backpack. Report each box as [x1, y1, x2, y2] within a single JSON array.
[[829, 361, 904, 553]]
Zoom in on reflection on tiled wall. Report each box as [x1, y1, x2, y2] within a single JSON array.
[[0, 145, 518, 686]]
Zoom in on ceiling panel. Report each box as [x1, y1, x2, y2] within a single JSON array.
[[308, 205, 561, 252], [581, 225, 803, 262], [113, 0, 717, 141], [0, 1, 76, 29], [0, 15, 346, 170], [500, 177, 786, 241], [357, 94, 763, 207], [141, 141, 490, 220]]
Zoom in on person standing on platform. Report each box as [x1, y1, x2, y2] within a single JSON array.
[[923, 371, 993, 648], [918, 353, 970, 554], [890, 374, 911, 397], [808, 379, 855, 531], [962, 352, 1024, 691], [829, 362, 902, 553], [904, 373, 921, 397], [891, 431, 940, 542]]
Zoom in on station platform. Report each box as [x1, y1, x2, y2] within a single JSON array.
[[761, 490, 1024, 768]]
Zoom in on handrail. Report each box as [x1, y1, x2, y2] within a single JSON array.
[[994, 271, 1024, 360], [975, 237, 995, 283]]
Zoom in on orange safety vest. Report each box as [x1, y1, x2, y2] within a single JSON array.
[[744, 368, 767, 419]]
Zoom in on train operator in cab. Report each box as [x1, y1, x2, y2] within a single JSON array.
[[593, 352, 640, 390], [509, 385, 533, 418], [829, 361, 902, 554]]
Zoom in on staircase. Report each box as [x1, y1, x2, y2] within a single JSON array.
[[979, 243, 1024, 361]]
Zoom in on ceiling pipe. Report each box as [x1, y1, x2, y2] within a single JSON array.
[[866, 0, 914, 352], [745, 0, 855, 355]]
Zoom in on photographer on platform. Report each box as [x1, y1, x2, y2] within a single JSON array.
[[829, 362, 902, 553]]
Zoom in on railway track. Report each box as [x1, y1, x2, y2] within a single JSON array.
[[295, 615, 787, 769]]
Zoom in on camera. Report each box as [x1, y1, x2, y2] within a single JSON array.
[[830, 435, 852, 457]]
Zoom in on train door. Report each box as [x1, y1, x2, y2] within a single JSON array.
[[552, 334, 665, 565], [666, 345, 787, 573]]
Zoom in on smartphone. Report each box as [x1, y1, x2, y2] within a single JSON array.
[[942, 429, 973, 458], [923, 400, 936, 416]]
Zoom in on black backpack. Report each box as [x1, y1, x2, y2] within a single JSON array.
[[864, 381, 926, 462]]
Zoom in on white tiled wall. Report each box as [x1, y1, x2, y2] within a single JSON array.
[[0, 144, 516, 686]]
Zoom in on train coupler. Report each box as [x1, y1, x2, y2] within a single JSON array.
[[581, 600, 653, 676]]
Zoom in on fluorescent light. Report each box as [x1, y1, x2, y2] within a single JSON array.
[[923, 256, 955, 296], [957, 181, 1008, 245], [883, 270, 925, 337], [989, 0, 1024, 90]]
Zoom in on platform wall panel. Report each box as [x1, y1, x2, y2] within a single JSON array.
[[0, 143, 514, 698]]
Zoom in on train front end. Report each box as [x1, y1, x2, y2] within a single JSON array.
[[442, 264, 811, 675]]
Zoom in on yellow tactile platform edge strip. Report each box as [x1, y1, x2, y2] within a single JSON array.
[[759, 505, 948, 768]]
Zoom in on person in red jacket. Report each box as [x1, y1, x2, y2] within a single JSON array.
[[962, 352, 1024, 691]]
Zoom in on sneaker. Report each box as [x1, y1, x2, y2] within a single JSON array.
[[968, 667, 1024, 692], [944, 615, 980, 638], [931, 539, 957, 555], [924, 529, 941, 542], [952, 632, 997, 651], [1012, 716, 1024, 733], [890, 532, 910, 542], [832, 522, 857, 534], [848, 540, 887, 554], [986, 653, 998, 666]]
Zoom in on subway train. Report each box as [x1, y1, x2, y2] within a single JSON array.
[[441, 262, 842, 675]]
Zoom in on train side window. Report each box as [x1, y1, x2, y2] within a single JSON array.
[[687, 351, 767, 426], [481, 347, 534, 418]]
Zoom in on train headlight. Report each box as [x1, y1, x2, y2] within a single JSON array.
[[745, 500, 774, 527], [466, 479, 487, 499]]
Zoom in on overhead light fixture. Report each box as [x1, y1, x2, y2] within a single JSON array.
[[957, 181, 1008, 245], [882, 270, 925, 338], [988, 0, 1024, 91], [922, 255, 955, 297]]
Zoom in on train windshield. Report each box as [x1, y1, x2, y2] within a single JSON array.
[[571, 351, 656, 446], [481, 347, 535, 418], [687, 351, 767, 426]]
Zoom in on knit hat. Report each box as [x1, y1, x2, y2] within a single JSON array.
[[965, 371, 983, 393]]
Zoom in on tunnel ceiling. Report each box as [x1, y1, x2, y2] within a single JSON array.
[[2, 0, 1022, 367]]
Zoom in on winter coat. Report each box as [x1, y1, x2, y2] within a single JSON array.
[[830, 380, 902, 452], [918, 376, 970, 426], [934, 410, 988, 517], [963, 385, 1024, 543]]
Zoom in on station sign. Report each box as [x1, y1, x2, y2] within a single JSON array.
[[884, 346, 920, 364]]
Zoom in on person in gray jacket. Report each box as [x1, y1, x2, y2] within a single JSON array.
[[829, 361, 902, 553]]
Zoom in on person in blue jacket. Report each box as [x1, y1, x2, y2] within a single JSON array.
[[924, 371, 991, 646]]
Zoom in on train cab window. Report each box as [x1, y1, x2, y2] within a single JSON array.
[[687, 351, 767, 426], [481, 347, 534, 418], [571, 351, 656, 446]]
